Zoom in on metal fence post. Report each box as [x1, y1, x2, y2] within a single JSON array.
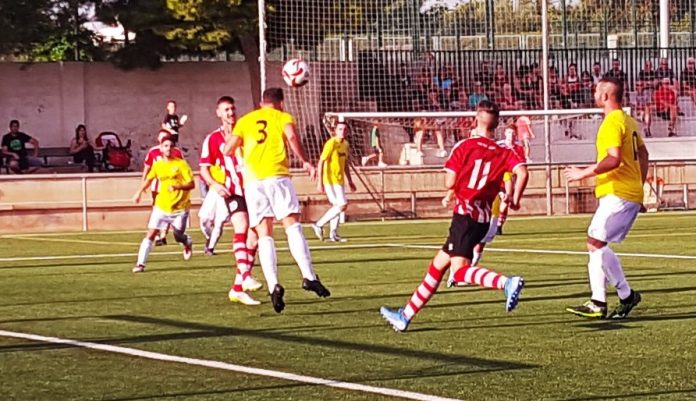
[[565, 178, 570, 215], [411, 191, 417, 218], [81, 176, 88, 232], [684, 184, 689, 210]]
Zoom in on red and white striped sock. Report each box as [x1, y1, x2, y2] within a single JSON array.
[[453, 265, 508, 290], [232, 233, 251, 292], [247, 243, 257, 274], [402, 263, 445, 321]]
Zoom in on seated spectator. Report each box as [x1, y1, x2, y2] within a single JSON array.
[[656, 57, 676, 85], [633, 81, 654, 137], [491, 62, 509, 99], [548, 67, 562, 107], [591, 62, 603, 85], [413, 67, 432, 107], [434, 66, 454, 108], [574, 71, 594, 107], [680, 57, 696, 104], [498, 83, 518, 110], [474, 60, 494, 92], [565, 63, 581, 95], [449, 85, 469, 111], [468, 81, 489, 110], [638, 59, 657, 91], [2, 120, 42, 174], [69, 124, 98, 172], [654, 78, 679, 136]]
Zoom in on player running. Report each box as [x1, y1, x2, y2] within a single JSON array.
[[564, 77, 649, 319], [311, 121, 357, 242], [199, 96, 262, 305], [142, 130, 184, 246], [132, 135, 194, 272], [380, 101, 529, 332], [224, 87, 330, 313]]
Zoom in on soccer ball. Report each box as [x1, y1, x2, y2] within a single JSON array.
[[282, 59, 310, 88]]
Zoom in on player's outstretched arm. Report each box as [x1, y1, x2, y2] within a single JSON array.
[[133, 178, 154, 203], [284, 123, 316, 180]]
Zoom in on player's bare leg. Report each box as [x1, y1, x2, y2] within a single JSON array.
[[134, 229, 159, 273], [313, 203, 347, 242], [282, 213, 330, 298]]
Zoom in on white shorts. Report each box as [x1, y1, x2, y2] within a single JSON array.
[[481, 216, 499, 244], [324, 184, 348, 206], [148, 207, 189, 231], [198, 190, 231, 224], [588, 195, 641, 243], [245, 177, 300, 228]]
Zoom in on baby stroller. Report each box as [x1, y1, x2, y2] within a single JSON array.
[[96, 132, 132, 171]]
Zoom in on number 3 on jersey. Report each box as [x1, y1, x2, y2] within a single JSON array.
[[468, 159, 491, 190], [256, 120, 268, 144]]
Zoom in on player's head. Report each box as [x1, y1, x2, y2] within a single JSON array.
[[166, 100, 177, 114], [160, 136, 174, 157], [9, 119, 19, 133], [75, 124, 87, 140], [595, 77, 624, 107], [157, 129, 172, 144], [216, 96, 236, 126], [335, 122, 347, 139], [504, 123, 517, 143], [475, 100, 500, 132], [262, 88, 284, 110]]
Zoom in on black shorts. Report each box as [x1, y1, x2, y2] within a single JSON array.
[[441, 214, 490, 259], [656, 111, 671, 120], [226, 194, 248, 214]]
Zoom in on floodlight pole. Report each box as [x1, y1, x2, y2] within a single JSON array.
[[541, 0, 553, 216], [659, 0, 669, 57], [258, 0, 267, 97]]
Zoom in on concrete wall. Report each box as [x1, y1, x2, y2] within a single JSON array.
[[0, 62, 256, 168]]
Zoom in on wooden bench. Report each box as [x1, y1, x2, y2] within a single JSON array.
[[37, 147, 101, 169]]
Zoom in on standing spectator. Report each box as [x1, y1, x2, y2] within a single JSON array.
[[680, 57, 696, 105], [516, 115, 535, 161], [654, 78, 679, 136], [604, 59, 628, 86], [655, 57, 676, 85], [361, 125, 387, 168], [69, 124, 97, 172], [161, 100, 188, 145], [633, 81, 654, 137], [2, 120, 41, 174], [638, 59, 657, 91], [468, 81, 489, 110], [591, 62, 603, 85]]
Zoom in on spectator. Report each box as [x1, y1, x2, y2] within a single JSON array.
[[435, 66, 454, 107], [397, 63, 413, 111], [361, 125, 387, 167], [591, 62, 603, 85], [548, 66, 561, 107], [654, 78, 679, 136], [468, 81, 489, 110], [499, 83, 518, 110], [474, 60, 494, 92], [575, 71, 594, 107], [413, 67, 432, 108], [655, 57, 676, 85], [2, 120, 41, 174], [680, 57, 696, 104], [491, 62, 509, 100], [565, 63, 581, 104], [69, 124, 98, 172], [161, 100, 188, 145], [633, 81, 653, 137], [638, 59, 657, 91], [516, 115, 535, 161], [415, 90, 447, 158], [449, 84, 469, 111], [604, 58, 628, 86]]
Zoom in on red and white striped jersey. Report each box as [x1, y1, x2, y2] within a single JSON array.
[[497, 139, 527, 162], [444, 136, 525, 223], [199, 128, 244, 197], [143, 145, 184, 193]]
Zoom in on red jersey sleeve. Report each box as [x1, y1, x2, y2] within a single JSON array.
[[172, 147, 183, 159], [444, 140, 467, 174], [143, 148, 156, 167], [504, 147, 525, 173], [199, 134, 214, 166]]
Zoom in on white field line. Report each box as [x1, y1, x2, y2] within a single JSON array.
[[387, 244, 696, 261], [2, 241, 696, 263], [1, 235, 134, 246], [0, 330, 462, 401]]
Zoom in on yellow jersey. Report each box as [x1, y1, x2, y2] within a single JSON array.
[[595, 109, 645, 203], [320, 137, 349, 185], [491, 194, 502, 218], [232, 107, 294, 182], [147, 158, 193, 213]]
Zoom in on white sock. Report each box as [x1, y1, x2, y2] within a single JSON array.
[[137, 238, 153, 266], [602, 247, 632, 300], [208, 221, 224, 250], [316, 205, 342, 227], [285, 222, 317, 281], [329, 215, 340, 236], [472, 250, 482, 266], [587, 248, 608, 303], [257, 236, 278, 293], [200, 219, 212, 240]]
